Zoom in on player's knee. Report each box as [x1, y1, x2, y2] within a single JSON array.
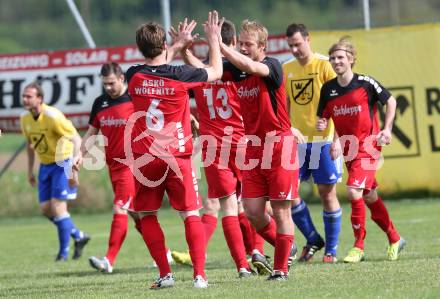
[[180, 210, 199, 220], [203, 198, 220, 215], [363, 189, 378, 204], [271, 203, 292, 221], [113, 205, 128, 215], [346, 187, 363, 200]]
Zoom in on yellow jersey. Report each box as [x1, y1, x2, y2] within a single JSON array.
[[283, 53, 336, 142], [20, 103, 77, 164]]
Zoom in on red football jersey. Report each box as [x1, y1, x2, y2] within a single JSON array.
[[89, 91, 133, 160], [231, 57, 292, 140], [126, 64, 208, 157], [318, 73, 391, 157], [192, 60, 245, 148]]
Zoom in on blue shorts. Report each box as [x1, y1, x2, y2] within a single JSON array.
[[298, 142, 342, 185], [38, 159, 77, 203]]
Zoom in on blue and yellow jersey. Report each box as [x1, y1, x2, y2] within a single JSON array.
[[20, 104, 77, 164], [283, 53, 336, 142]]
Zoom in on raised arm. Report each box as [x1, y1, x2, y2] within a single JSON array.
[[166, 18, 199, 63], [220, 42, 269, 76], [202, 11, 223, 82], [181, 48, 207, 68]]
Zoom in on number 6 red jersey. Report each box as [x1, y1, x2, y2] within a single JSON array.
[[126, 64, 208, 157]]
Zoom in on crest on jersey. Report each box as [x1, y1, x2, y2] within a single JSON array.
[[30, 133, 48, 154], [291, 78, 313, 105]]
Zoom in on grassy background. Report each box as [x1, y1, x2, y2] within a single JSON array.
[[0, 200, 439, 298], [0, 133, 312, 216]]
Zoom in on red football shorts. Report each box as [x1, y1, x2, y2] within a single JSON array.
[[345, 157, 379, 190], [202, 147, 243, 199], [133, 154, 202, 212], [108, 159, 135, 210], [241, 134, 299, 200]]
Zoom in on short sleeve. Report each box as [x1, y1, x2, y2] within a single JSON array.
[[317, 83, 330, 118], [51, 113, 77, 138], [262, 57, 283, 88], [323, 61, 336, 82], [175, 65, 208, 83], [88, 98, 101, 128]]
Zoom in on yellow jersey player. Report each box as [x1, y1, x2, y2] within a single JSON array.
[[21, 82, 90, 261], [282, 23, 342, 263]]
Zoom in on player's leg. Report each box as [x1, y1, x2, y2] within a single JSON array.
[[49, 161, 89, 261], [219, 193, 252, 276], [170, 157, 207, 288], [317, 184, 341, 263], [243, 197, 275, 275], [269, 199, 295, 279], [133, 156, 174, 288], [50, 199, 75, 261], [312, 142, 342, 262], [93, 164, 133, 270], [102, 205, 128, 267], [291, 143, 324, 262], [37, 164, 62, 260], [343, 185, 366, 263], [363, 188, 405, 260], [201, 197, 220, 244]]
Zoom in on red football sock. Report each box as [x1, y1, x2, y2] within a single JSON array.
[[105, 213, 128, 265], [238, 212, 254, 255], [140, 215, 171, 277], [273, 233, 294, 274], [367, 197, 400, 243], [222, 216, 250, 271], [185, 215, 206, 279], [252, 225, 265, 255], [201, 214, 218, 246], [134, 218, 142, 234], [257, 216, 276, 247], [351, 198, 367, 249]]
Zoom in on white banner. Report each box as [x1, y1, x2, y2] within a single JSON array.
[[0, 36, 291, 133]]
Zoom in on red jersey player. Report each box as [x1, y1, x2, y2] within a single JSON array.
[[219, 20, 300, 281], [171, 20, 265, 277], [317, 37, 406, 263], [125, 12, 223, 289], [82, 62, 174, 274]]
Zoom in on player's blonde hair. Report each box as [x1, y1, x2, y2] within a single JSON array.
[[240, 19, 268, 49], [328, 36, 357, 67]]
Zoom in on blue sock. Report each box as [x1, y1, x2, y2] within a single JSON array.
[[47, 215, 82, 241], [70, 226, 83, 241], [322, 209, 342, 255], [291, 200, 321, 244], [53, 214, 74, 258]]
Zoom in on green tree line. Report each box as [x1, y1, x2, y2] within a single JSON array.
[[0, 0, 439, 53]]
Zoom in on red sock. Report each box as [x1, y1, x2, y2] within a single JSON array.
[[351, 198, 366, 249], [134, 218, 142, 234], [257, 216, 276, 247], [201, 214, 218, 246], [273, 233, 294, 274], [238, 212, 254, 255], [185, 215, 206, 279], [252, 225, 265, 255], [222, 216, 250, 271], [105, 214, 128, 265], [367, 197, 400, 243], [140, 215, 171, 277]]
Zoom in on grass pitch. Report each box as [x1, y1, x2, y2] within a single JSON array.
[[1, 199, 439, 298]]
